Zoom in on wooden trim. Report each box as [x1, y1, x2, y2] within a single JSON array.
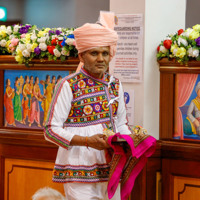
[[0, 55, 79, 71], [161, 140, 200, 162], [159, 73, 174, 139], [0, 156, 4, 200]]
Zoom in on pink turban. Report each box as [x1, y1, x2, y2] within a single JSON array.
[[74, 11, 118, 72]]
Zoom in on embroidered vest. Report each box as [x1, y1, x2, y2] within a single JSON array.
[[64, 69, 120, 131]]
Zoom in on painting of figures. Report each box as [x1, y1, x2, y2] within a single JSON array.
[[174, 73, 200, 140], [4, 70, 69, 129]]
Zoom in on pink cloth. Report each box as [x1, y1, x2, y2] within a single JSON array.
[[107, 133, 156, 200], [74, 11, 118, 72]]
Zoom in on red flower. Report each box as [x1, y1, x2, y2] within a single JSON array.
[[163, 39, 172, 49], [51, 38, 58, 45], [58, 40, 63, 47], [178, 29, 184, 35], [157, 45, 160, 52], [47, 45, 55, 55]]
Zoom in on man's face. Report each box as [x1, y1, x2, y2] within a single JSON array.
[[80, 46, 110, 79]]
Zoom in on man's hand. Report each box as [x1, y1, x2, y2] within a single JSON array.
[[88, 134, 110, 150], [70, 134, 110, 150]]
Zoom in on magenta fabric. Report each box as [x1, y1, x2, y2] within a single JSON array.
[[107, 133, 156, 200]]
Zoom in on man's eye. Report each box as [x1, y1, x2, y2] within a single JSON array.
[[103, 52, 109, 56], [91, 52, 97, 56]]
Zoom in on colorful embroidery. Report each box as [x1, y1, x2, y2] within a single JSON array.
[[65, 70, 120, 127], [53, 164, 110, 183]]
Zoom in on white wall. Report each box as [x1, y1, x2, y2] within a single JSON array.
[[144, 0, 186, 139], [110, 0, 186, 139], [110, 0, 145, 127]]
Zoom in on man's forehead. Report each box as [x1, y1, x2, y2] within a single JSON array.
[[86, 46, 110, 53]]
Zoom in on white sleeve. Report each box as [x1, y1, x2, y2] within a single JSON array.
[[115, 81, 132, 135], [44, 80, 74, 149]]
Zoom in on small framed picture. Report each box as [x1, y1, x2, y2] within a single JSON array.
[[174, 73, 200, 140]]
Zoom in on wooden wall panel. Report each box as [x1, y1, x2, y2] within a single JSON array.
[[173, 176, 200, 200], [159, 73, 174, 139], [4, 158, 64, 200]]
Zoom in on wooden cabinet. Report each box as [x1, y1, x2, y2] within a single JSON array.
[[159, 58, 200, 200], [0, 56, 78, 200]]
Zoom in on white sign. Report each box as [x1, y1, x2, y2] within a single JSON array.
[[109, 14, 143, 82], [124, 89, 134, 125]]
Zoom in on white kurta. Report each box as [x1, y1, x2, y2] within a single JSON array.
[[44, 68, 131, 184]]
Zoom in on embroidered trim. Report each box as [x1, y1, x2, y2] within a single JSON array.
[[53, 163, 110, 183]]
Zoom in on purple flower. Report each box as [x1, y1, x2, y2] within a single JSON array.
[[195, 37, 200, 46], [56, 30, 62, 35], [19, 27, 28, 34], [34, 47, 41, 55], [49, 30, 55, 35], [25, 25, 31, 29]]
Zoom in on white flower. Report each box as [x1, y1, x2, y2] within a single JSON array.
[[66, 30, 74, 35], [57, 27, 62, 32], [37, 37, 47, 43], [53, 49, 61, 57], [193, 49, 199, 57], [6, 26, 12, 35], [173, 48, 178, 56], [22, 49, 30, 57], [188, 47, 199, 58], [9, 34, 15, 40], [0, 25, 6, 31], [0, 39, 7, 47], [165, 37, 172, 40], [160, 46, 168, 53], [181, 28, 193, 38], [61, 48, 70, 56], [65, 38, 75, 46], [58, 37, 63, 40], [39, 43, 47, 51], [31, 34, 37, 41], [51, 35, 57, 40], [26, 43, 32, 52], [18, 43, 26, 51], [178, 37, 188, 46], [13, 25, 21, 33]]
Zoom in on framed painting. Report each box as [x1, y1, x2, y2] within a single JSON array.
[[174, 73, 200, 140], [4, 70, 69, 129], [0, 56, 79, 137]]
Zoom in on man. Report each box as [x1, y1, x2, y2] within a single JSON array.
[[32, 187, 66, 200], [44, 12, 132, 200]]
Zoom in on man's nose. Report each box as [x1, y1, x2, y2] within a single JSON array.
[[97, 53, 104, 61]]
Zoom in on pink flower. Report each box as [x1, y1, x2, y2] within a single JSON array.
[[10, 38, 19, 46], [20, 33, 26, 38]]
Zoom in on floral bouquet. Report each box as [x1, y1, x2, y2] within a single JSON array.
[[0, 24, 78, 66], [0, 24, 37, 54], [14, 27, 77, 66], [157, 24, 200, 64]]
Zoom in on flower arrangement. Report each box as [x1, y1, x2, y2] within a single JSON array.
[[0, 24, 78, 66], [157, 24, 200, 64]]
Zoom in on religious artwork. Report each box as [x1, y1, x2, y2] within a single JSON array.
[[173, 73, 200, 140], [4, 70, 69, 129]]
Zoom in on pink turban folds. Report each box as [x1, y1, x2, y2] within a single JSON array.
[[74, 23, 118, 60], [73, 11, 118, 72]]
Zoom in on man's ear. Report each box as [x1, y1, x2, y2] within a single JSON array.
[[78, 53, 84, 63]]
